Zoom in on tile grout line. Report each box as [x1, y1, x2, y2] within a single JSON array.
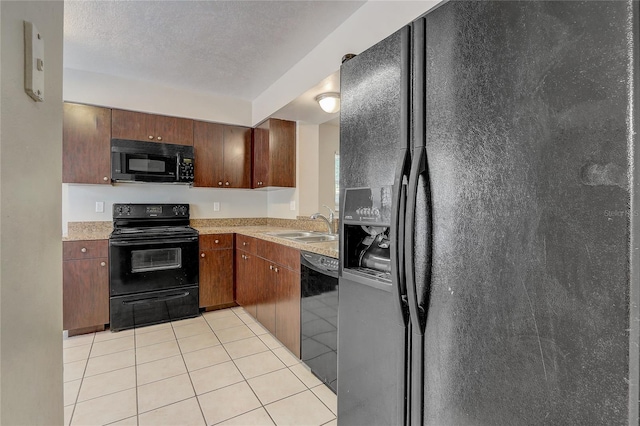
[[66, 331, 96, 426], [133, 327, 140, 426], [208, 308, 281, 426], [223, 308, 336, 419], [171, 317, 209, 426], [227, 309, 281, 426], [309, 385, 338, 420], [65, 308, 336, 425]]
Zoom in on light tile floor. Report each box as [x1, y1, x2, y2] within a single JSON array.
[[63, 307, 337, 426]]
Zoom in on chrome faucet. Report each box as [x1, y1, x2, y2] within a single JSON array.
[[310, 205, 336, 234]]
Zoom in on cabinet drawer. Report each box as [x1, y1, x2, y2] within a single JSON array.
[[63, 240, 108, 261], [257, 239, 300, 272], [199, 234, 233, 250], [236, 235, 257, 254]]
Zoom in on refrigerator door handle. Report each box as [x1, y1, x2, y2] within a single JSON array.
[[404, 145, 430, 335], [391, 148, 411, 324]]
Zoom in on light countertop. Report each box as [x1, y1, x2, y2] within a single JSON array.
[[64, 222, 339, 259]]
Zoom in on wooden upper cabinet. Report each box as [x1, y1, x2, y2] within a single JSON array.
[[193, 121, 251, 188], [253, 118, 296, 188], [223, 125, 252, 188], [194, 121, 224, 187], [63, 103, 112, 184], [253, 125, 269, 188], [112, 109, 193, 146]]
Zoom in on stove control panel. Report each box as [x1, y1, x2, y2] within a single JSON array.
[[113, 203, 190, 219], [172, 205, 188, 216], [114, 204, 132, 216]]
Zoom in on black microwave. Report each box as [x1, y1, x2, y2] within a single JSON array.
[[111, 139, 195, 184]]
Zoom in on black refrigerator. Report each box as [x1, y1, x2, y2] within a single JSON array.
[[338, 1, 640, 425]]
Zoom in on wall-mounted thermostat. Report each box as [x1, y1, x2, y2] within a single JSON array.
[[24, 21, 44, 102]]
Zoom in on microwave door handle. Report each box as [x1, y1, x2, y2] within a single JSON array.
[[176, 152, 181, 180]]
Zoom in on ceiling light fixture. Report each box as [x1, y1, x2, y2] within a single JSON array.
[[315, 92, 341, 114]]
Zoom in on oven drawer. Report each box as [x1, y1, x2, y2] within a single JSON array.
[[110, 285, 199, 331]]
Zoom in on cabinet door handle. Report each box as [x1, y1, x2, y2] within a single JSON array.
[[269, 265, 274, 270], [148, 135, 154, 140], [214, 240, 219, 244], [100, 261, 106, 267], [81, 247, 87, 253], [225, 181, 230, 186], [157, 136, 162, 141], [201, 253, 205, 258], [103, 176, 109, 181], [243, 242, 247, 246], [244, 255, 250, 260], [274, 267, 279, 273], [218, 181, 223, 186]]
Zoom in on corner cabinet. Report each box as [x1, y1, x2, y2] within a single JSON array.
[[255, 239, 301, 357], [111, 109, 193, 146], [63, 240, 109, 333], [63, 103, 112, 184], [253, 118, 296, 188], [235, 235, 258, 317], [199, 234, 234, 309], [193, 121, 252, 188]]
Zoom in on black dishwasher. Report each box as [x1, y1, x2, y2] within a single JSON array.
[[300, 251, 339, 393]]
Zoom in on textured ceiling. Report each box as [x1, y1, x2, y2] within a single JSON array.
[[64, 0, 365, 101]]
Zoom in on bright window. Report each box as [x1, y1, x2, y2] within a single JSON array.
[[334, 152, 340, 211]]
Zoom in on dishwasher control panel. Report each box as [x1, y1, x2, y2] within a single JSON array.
[[301, 251, 339, 274]]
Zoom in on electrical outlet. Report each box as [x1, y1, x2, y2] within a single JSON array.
[[213, 202, 220, 212], [95, 201, 104, 213], [290, 201, 296, 211]]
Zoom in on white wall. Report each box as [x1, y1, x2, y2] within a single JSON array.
[[63, 184, 267, 234], [1, 1, 64, 424], [319, 122, 340, 212], [64, 68, 252, 126], [297, 122, 320, 216], [252, 1, 439, 125]]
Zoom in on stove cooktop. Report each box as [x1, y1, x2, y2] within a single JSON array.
[[110, 225, 198, 240]]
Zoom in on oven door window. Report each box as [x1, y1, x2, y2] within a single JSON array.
[[125, 154, 176, 176], [131, 248, 181, 273]]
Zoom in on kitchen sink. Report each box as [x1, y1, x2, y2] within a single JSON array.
[[266, 231, 320, 238], [294, 235, 339, 243], [266, 231, 338, 244]]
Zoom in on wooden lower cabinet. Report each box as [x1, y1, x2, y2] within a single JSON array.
[[235, 248, 257, 317], [63, 240, 109, 332], [234, 236, 301, 357], [274, 266, 301, 357], [255, 257, 277, 335], [199, 234, 234, 309]]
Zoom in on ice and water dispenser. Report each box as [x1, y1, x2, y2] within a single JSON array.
[[341, 187, 393, 286]]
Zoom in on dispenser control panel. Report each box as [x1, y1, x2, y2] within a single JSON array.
[[342, 186, 392, 224]]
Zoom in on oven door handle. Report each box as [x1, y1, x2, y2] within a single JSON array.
[[110, 237, 198, 246], [121, 291, 191, 305]]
